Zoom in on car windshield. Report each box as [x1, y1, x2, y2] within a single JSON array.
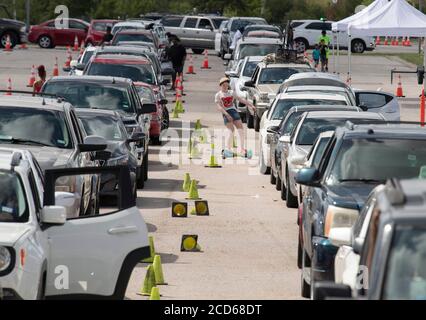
[[93, 22, 113, 32], [280, 112, 303, 135], [327, 138, 426, 185], [212, 18, 228, 29], [0, 107, 71, 149], [231, 19, 267, 31], [113, 33, 153, 44], [242, 61, 259, 77], [43, 82, 135, 114], [271, 99, 347, 120], [383, 226, 426, 300], [259, 67, 313, 85], [0, 171, 28, 223], [87, 63, 156, 85], [239, 44, 280, 60], [79, 115, 126, 141]]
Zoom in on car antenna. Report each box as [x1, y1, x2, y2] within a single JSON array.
[[42, 98, 46, 106]]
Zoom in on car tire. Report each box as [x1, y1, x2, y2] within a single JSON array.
[[301, 249, 311, 298], [144, 151, 149, 181], [192, 48, 204, 55], [247, 110, 254, 129], [270, 167, 277, 185], [281, 178, 287, 201], [0, 32, 18, 48], [351, 39, 366, 54], [295, 38, 309, 54], [38, 35, 53, 49], [162, 108, 170, 129], [36, 272, 46, 300], [297, 236, 303, 269], [137, 164, 145, 189], [286, 171, 299, 208], [276, 175, 282, 191], [259, 147, 271, 175], [254, 113, 260, 132]]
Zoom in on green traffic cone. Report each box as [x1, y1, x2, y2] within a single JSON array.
[[195, 119, 202, 130], [153, 255, 167, 285], [187, 180, 200, 200], [140, 265, 156, 296], [183, 173, 191, 192], [149, 287, 161, 300]]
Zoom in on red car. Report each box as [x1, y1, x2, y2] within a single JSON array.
[[85, 19, 120, 46], [28, 18, 89, 48]]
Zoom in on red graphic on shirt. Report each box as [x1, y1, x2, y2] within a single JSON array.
[[222, 96, 234, 108]]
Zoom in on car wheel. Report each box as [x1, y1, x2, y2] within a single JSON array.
[[247, 110, 254, 129], [301, 249, 311, 298], [297, 235, 303, 269], [192, 48, 204, 55], [38, 35, 52, 49], [254, 113, 260, 132], [295, 38, 308, 53], [137, 164, 145, 189], [36, 272, 46, 300], [162, 108, 170, 129], [0, 32, 18, 48], [144, 151, 149, 181], [151, 136, 162, 146], [270, 167, 277, 185], [286, 170, 299, 208], [259, 147, 271, 175], [351, 39, 366, 54], [276, 174, 282, 191]]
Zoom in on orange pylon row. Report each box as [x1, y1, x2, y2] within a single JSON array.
[[381, 36, 412, 46]]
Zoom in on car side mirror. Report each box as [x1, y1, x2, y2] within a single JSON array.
[[205, 25, 213, 31], [140, 103, 157, 114], [128, 131, 146, 143], [75, 63, 86, 71], [225, 70, 238, 78], [329, 227, 352, 247], [267, 126, 279, 134], [79, 135, 107, 152], [93, 150, 111, 161], [41, 205, 67, 225], [54, 192, 79, 219], [224, 53, 232, 60], [314, 282, 353, 300], [358, 103, 368, 112], [296, 167, 320, 187], [223, 28, 229, 34], [244, 80, 255, 88], [159, 98, 168, 105]]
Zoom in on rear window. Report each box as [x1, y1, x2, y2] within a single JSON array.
[[271, 99, 347, 120], [87, 62, 156, 85], [238, 44, 280, 60], [259, 67, 312, 85], [113, 33, 153, 45], [230, 18, 267, 32], [291, 22, 304, 29], [93, 22, 115, 32], [162, 16, 183, 27]]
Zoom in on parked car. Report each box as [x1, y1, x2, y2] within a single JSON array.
[[42, 76, 155, 189], [316, 178, 426, 300], [76, 109, 141, 199], [296, 122, 426, 299], [220, 17, 268, 58], [28, 18, 89, 48], [244, 59, 314, 131], [0, 4, 27, 48], [161, 15, 226, 54], [259, 92, 350, 175], [85, 19, 120, 46], [225, 56, 263, 122], [111, 30, 160, 51], [0, 94, 107, 218], [0, 149, 150, 300], [279, 72, 401, 121], [291, 19, 375, 53], [268, 105, 360, 187]]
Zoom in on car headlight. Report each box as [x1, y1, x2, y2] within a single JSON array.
[[0, 247, 12, 272], [324, 205, 359, 238], [56, 176, 77, 193], [108, 155, 129, 166]]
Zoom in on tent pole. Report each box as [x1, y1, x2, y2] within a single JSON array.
[[337, 32, 340, 76], [348, 32, 352, 81], [332, 31, 336, 73], [424, 37, 426, 68]]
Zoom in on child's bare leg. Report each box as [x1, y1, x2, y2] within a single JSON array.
[[226, 122, 235, 150], [234, 120, 245, 152]]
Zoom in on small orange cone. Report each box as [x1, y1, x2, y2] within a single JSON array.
[[3, 35, 12, 52], [406, 37, 412, 46], [375, 36, 381, 46], [420, 85, 425, 126], [346, 73, 352, 86], [201, 50, 211, 69], [53, 57, 59, 77], [396, 74, 405, 98], [6, 78, 12, 95], [186, 54, 196, 74], [384, 37, 389, 46], [73, 36, 79, 52], [64, 46, 72, 68], [27, 65, 36, 87], [19, 42, 28, 50]]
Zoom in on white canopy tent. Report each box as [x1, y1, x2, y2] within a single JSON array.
[[347, 0, 426, 77]]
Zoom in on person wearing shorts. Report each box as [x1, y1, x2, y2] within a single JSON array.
[[215, 77, 254, 157]]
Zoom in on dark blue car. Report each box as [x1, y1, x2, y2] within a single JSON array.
[[296, 123, 426, 299]]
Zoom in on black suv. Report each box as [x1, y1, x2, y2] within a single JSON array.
[[0, 5, 27, 48]]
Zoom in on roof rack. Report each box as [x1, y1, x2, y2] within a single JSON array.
[[263, 48, 308, 65], [10, 151, 22, 170]]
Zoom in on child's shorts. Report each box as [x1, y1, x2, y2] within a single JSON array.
[[223, 108, 241, 125]]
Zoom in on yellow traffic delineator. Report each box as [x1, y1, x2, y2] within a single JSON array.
[[149, 287, 161, 300], [172, 107, 179, 119], [181, 235, 202, 252], [195, 201, 210, 216], [204, 143, 222, 168], [142, 236, 156, 263], [172, 202, 188, 218], [195, 119, 202, 130], [187, 136, 194, 154], [186, 179, 201, 200], [139, 265, 156, 296], [153, 255, 167, 285], [190, 207, 197, 215], [175, 100, 185, 114], [189, 143, 202, 159], [182, 173, 191, 192]]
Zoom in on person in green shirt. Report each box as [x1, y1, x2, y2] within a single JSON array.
[[318, 30, 331, 46]]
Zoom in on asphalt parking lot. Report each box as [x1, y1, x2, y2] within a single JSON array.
[[0, 44, 423, 300]]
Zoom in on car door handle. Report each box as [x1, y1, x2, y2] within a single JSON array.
[[108, 226, 138, 235]]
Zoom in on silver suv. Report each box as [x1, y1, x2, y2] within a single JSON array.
[[161, 15, 227, 54]]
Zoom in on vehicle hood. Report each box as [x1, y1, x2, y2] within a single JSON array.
[[326, 183, 377, 210], [257, 84, 280, 94], [0, 224, 32, 247], [0, 18, 25, 28], [3, 145, 74, 170]]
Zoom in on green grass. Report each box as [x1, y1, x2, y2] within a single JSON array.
[[340, 52, 425, 66]]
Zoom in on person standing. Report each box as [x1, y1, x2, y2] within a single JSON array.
[[215, 77, 254, 158], [229, 26, 245, 54], [33, 65, 47, 94], [166, 37, 187, 90], [318, 30, 331, 46], [319, 40, 329, 72], [99, 26, 113, 46], [312, 44, 320, 69]]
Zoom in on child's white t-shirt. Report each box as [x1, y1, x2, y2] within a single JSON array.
[[215, 90, 238, 111]]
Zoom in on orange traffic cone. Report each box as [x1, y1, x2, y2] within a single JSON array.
[[384, 37, 389, 46], [201, 50, 211, 69], [375, 36, 381, 46], [3, 35, 12, 52], [5, 78, 12, 95], [64, 46, 72, 68], [27, 65, 36, 88], [346, 73, 352, 86], [406, 37, 412, 46], [186, 54, 196, 74], [53, 57, 59, 77], [73, 36, 79, 52], [396, 75, 405, 98], [80, 40, 85, 55], [420, 85, 425, 126], [19, 42, 28, 50], [179, 74, 185, 96]]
